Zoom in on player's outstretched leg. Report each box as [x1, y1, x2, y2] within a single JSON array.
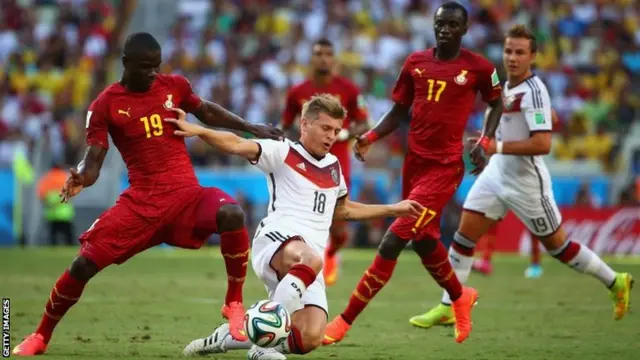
[[324, 221, 348, 286], [13, 256, 100, 356], [524, 237, 543, 278], [216, 204, 251, 341], [541, 228, 634, 320], [409, 210, 496, 337], [323, 230, 404, 345], [412, 238, 478, 343]]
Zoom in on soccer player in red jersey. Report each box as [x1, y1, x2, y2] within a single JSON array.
[[12, 33, 282, 357], [281, 39, 369, 286], [323, 2, 504, 345]]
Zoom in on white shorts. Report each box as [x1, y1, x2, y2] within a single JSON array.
[[463, 172, 562, 236], [251, 235, 328, 315]]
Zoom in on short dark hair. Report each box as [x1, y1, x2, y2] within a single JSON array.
[[506, 25, 537, 53], [313, 38, 333, 48], [302, 94, 346, 121], [438, 2, 468, 25], [123, 32, 161, 57]]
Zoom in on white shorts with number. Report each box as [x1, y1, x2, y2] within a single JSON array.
[[251, 233, 328, 316], [463, 171, 562, 237]]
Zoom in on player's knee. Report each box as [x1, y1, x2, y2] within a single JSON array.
[[216, 204, 245, 232], [298, 250, 323, 275], [377, 231, 406, 260], [411, 238, 437, 257], [300, 327, 324, 352], [69, 256, 99, 281]]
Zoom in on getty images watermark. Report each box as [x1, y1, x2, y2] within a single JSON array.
[[2, 298, 9, 358]]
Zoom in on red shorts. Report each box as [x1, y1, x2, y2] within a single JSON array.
[[389, 156, 463, 241], [78, 185, 236, 270]]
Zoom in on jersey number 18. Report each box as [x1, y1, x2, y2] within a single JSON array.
[[313, 191, 326, 214]]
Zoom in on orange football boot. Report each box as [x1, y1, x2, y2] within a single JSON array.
[[323, 315, 351, 345], [12, 333, 47, 356], [221, 302, 248, 341], [451, 287, 479, 343]]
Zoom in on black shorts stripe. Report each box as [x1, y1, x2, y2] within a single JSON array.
[[265, 233, 279, 242], [269, 173, 277, 211], [543, 196, 559, 230], [274, 231, 288, 241], [530, 156, 555, 233]]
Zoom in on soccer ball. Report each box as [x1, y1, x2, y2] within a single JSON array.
[[244, 300, 291, 348]]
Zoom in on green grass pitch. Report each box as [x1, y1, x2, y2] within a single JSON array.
[[2, 247, 639, 359]]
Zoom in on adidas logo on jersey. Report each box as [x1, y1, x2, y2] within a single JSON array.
[[296, 162, 306, 171]]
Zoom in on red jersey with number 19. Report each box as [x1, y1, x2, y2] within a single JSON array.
[[86, 74, 201, 190], [392, 48, 501, 164]]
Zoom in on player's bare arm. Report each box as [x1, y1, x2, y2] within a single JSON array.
[[353, 103, 409, 161], [469, 131, 551, 156], [60, 145, 108, 202], [192, 100, 283, 140], [166, 108, 260, 162], [470, 97, 504, 175], [332, 196, 424, 221]]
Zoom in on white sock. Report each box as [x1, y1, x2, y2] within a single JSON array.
[[223, 336, 251, 350], [272, 273, 309, 314], [551, 241, 616, 287], [441, 232, 476, 305]]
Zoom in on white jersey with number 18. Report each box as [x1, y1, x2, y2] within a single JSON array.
[[250, 139, 348, 255]]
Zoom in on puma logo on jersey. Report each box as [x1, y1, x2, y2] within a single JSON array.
[[413, 68, 425, 77], [296, 162, 306, 171], [118, 107, 130, 117]]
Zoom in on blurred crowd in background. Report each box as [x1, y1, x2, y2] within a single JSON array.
[[1, 0, 639, 223]]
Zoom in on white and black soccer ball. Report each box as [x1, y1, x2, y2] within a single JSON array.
[[244, 300, 291, 348]]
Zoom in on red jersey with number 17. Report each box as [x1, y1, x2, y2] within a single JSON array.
[[86, 74, 201, 190], [392, 48, 501, 164]]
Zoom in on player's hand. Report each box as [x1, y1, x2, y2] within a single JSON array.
[[249, 124, 284, 141], [468, 135, 495, 175], [390, 200, 424, 218], [353, 135, 372, 162], [165, 108, 205, 137], [60, 168, 84, 203]]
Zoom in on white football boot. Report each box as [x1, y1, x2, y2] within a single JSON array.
[[247, 345, 287, 360], [183, 323, 229, 356]]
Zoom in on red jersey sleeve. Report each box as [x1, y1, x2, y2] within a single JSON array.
[[346, 85, 368, 123], [281, 88, 301, 129], [476, 58, 502, 102], [173, 74, 202, 113], [85, 95, 110, 149], [391, 54, 415, 106]]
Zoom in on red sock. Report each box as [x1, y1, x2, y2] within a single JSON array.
[[531, 237, 541, 265], [483, 235, 495, 262], [552, 241, 580, 263], [36, 270, 87, 343], [288, 264, 317, 287], [326, 230, 348, 258], [286, 325, 308, 354], [341, 255, 396, 324], [220, 228, 249, 305], [421, 240, 463, 301]]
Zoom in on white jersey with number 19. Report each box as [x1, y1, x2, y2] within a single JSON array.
[[463, 75, 562, 237]]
